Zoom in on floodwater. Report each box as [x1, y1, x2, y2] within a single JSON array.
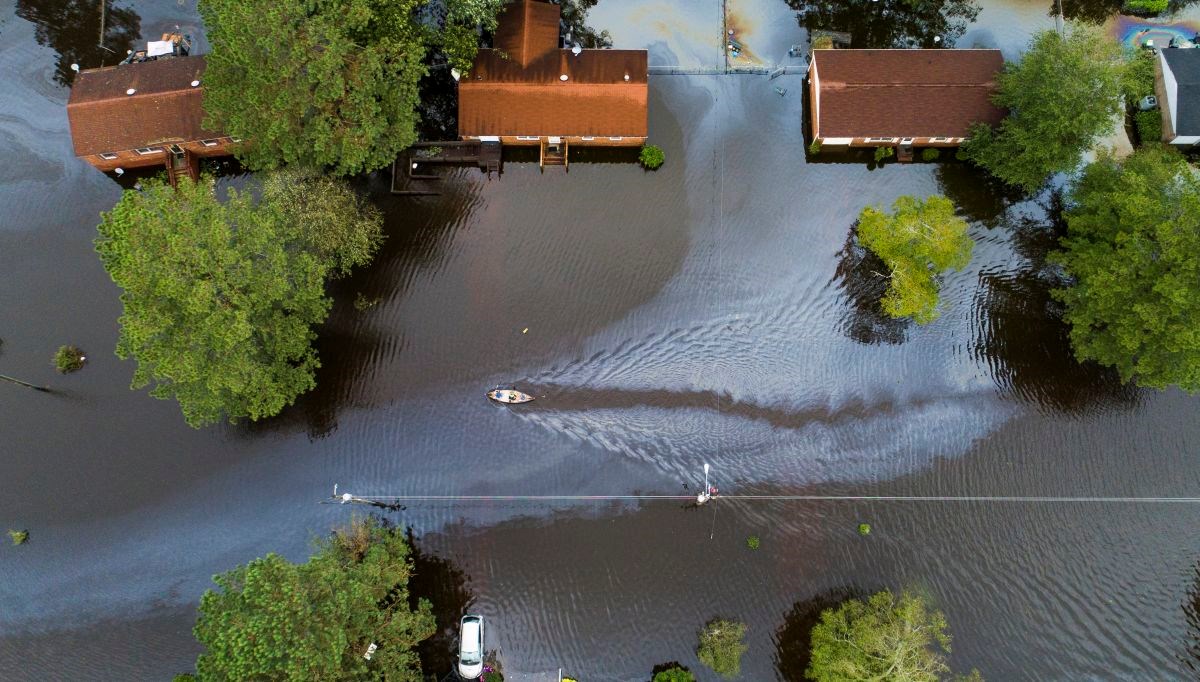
[[5, 0, 1200, 680]]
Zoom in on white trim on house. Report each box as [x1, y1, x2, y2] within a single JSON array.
[[134, 147, 161, 155], [99, 152, 119, 160], [819, 137, 853, 145], [479, 136, 501, 142]]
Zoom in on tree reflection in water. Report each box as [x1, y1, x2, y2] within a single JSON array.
[[774, 587, 862, 681], [16, 0, 140, 86], [408, 529, 476, 679], [786, 0, 980, 49], [971, 191, 1139, 414], [831, 229, 910, 346]]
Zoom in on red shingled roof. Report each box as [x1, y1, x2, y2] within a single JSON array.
[[458, 0, 648, 138], [67, 55, 222, 156], [812, 49, 1005, 139]]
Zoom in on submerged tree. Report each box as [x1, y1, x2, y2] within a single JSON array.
[[1053, 146, 1200, 391], [185, 517, 435, 680], [788, 0, 980, 49], [959, 27, 1125, 193], [697, 619, 748, 679], [855, 195, 974, 325], [806, 590, 981, 682], [95, 170, 383, 427]]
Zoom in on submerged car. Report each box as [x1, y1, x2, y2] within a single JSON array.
[[458, 614, 484, 679]]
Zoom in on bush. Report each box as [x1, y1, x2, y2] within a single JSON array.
[[1124, 0, 1168, 14], [9, 529, 28, 545], [746, 535, 760, 550], [53, 345, 85, 373], [697, 619, 747, 679], [1123, 49, 1157, 103], [483, 672, 503, 682], [812, 35, 834, 50], [808, 139, 822, 155], [921, 148, 940, 162], [1136, 109, 1163, 145], [858, 523, 871, 536], [640, 144, 665, 169], [653, 665, 696, 682], [873, 146, 894, 162]]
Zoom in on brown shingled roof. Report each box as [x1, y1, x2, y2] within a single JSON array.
[[812, 49, 1005, 139], [458, 0, 648, 138], [67, 55, 222, 156]]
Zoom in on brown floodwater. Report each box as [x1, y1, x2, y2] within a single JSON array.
[[4, 0, 1200, 679]]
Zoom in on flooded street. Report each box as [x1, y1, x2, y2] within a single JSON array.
[[5, 0, 1200, 679]]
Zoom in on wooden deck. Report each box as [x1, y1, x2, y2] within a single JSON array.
[[391, 141, 501, 195]]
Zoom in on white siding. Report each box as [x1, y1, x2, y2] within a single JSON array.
[[1161, 51, 1180, 135]]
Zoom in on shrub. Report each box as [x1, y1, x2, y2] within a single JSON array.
[[858, 523, 871, 536], [812, 35, 834, 50], [653, 665, 696, 682], [921, 148, 940, 162], [746, 535, 760, 550], [873, 146, 894, 162], [1136, 109, 1163, 145], [9, 529, 28, 545], [483, 672, 504, 682], [697, 619, 747, 679], [808, 139, 822, 155], [640, 144, 666, 170], [1124, 0, 1168, 14], [53, 345, 86, 373]]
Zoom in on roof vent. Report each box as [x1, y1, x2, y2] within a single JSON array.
[[572, 45, 582, 56], [624, 73, 630, 81], [190, 79, 200, 87], [70, 63, 80, 72], [126, 88, 136, 95], [560, 74, 569, 81]]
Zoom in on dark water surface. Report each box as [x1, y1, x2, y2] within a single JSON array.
[[4, 0, 1200, 679]]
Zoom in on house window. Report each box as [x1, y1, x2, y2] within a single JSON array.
[[609, 136, 624, 141], [516, 136, 540, 141], [134, 147, 161, 155], [229, 137, 243, 143], [98, 152, 119, 160], [200, 139, 220, 147], [581, 136, 595, 141], [930, 136, 950, 142], [865, 137, 897, 143]]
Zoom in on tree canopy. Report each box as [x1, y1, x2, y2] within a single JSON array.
[[959, 27, 1126, 193], [697, 619, 748, 679], [1053, 145, 1200, 391], [95, 170, 383, 427], [787, 0, 980, 49], [855, 195, 974, 324], [806, 590, 981, 682], [188, 518, 435, 680], [198, 0, 502, 174]]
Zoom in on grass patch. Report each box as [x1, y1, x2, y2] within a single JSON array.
[[808, 139, 822, 155], [745, 535, 760, 550], [53, 345, 85, 373]]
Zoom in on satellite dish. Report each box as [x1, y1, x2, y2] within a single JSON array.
[[559, 74, 569, 81], [70, 63, 80, 72], [114, 168, 124, 175], [190, 80, 200, 87], [126, 88, 136, 95], [571, 45, 582, 56]]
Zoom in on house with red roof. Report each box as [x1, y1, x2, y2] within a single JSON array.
[[808, 49, 1005, 157], [67, 53, 234, 184], [457, 0, 648, 167]]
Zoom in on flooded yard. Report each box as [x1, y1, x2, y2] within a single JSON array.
[[4, 0, 1200, 679]]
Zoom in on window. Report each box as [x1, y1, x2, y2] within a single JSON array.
[[99, 152, 119, 160], [865, 137, 897, 143], [229, 137, 243, 143], [581, 136, 595, 141], [930, 136, 950, 142], [200, 139, 219, 147], [515, 136, 540, 141], [134, 147, 161, 155], [608, 136, 624, 141]]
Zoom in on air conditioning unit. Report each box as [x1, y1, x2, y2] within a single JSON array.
[[1139, 95, 1159, 111]]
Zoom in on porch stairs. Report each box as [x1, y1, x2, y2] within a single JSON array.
[[539, 138, 568, 171]]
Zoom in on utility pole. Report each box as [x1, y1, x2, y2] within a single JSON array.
[[0, 374, 49, 392]]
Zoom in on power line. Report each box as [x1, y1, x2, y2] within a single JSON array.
[[331, 493, 1200, 504]]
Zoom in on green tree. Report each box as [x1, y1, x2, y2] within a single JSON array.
[[1053, 146, 1200, 390], [189, 518, 435, 680], [806, 590, 981, 682], [855, 195, 974, 324], [441, 0, 506, 72], [960, 27, 1125, 193], [95, 171, 383, 427], [653, 665, 697, 682], [697, 619, 748, 679], [199, 0, 429, 175]]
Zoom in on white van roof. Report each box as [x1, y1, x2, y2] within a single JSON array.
[[461, 621, 481, 652]]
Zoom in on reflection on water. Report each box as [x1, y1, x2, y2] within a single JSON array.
[[1114, 13, 1200, 48], [831, 230, 910, 346], [774, 587, 861, 681], [788, 0, 981, 48], [16, 0, 140, 86], [408, 528, 476, 679]]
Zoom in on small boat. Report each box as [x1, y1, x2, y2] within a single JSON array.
[[487, 388, 535, 404], [458, 615, 484, 679]]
